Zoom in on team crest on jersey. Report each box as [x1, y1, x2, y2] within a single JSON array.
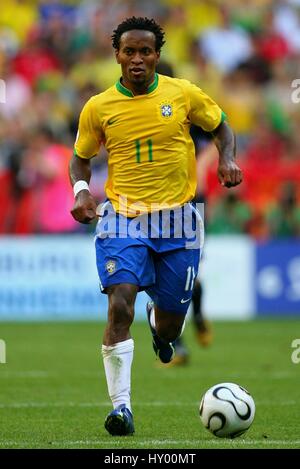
[[106, 260, 116, 274], [160, 104, 173, 118]]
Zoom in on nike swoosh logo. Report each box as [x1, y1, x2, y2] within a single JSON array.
[[107, 118, 118, 125], [180, 298, 191, 304]]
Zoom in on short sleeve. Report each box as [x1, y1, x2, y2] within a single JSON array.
[[74, 97, 103, 159], [185, 81, 226, 132]]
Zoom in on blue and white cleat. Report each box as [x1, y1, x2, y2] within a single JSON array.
[[146, 301, 175, 364], [104, 404, 134, 436]]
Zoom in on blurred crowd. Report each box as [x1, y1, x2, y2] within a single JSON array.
[[0, 0, 300, 238]]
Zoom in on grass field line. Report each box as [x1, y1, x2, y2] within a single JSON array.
[[0, 401, 191, 408], [162, 371, 297, 380], [0, 400, 298, 409], [136, 439, 300, 447], [0, 370, 298, 379], [0, 439, 300, 448], [0, 371, 50, 377]]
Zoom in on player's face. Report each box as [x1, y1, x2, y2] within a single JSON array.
[[115, 30, 160, 89]]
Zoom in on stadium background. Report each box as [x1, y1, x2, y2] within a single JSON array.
[[0, 0, 300, 451], [0, 0, 299, 320]]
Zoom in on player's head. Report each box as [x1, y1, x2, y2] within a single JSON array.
[[112, 17, 165, 87]]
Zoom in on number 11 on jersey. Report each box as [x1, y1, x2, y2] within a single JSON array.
[[135, 139, 153, 163]]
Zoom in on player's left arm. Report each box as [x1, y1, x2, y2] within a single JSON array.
[[212, 121, 243, 188], [185, 80, 243, 188]]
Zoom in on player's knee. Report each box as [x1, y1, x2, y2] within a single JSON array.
[[108, 290, 135, 329]]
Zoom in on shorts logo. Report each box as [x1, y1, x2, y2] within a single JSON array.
[[180, 298, 190, 304], [106, 260, 116, 274], [160, 104, 173, 118]]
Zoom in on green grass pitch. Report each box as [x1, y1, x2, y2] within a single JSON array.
[[0, 319, 299, 449]]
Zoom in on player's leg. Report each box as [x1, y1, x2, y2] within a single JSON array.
[[146, 301, 185, 363], [146, 245, 200, 363], [95, 214, 155, 435], [171, 335, 189, 365], [191, 195, 213, 346], [192, 277, 213, 347], [102, 283, 138, 436], [167, 269, 209, 369]]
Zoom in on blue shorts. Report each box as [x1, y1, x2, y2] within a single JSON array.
[[95, 201, 203, 315]]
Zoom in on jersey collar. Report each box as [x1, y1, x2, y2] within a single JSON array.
[[116, 73, 159, 97]]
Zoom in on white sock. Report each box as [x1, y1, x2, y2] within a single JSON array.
[[179, 319, 186, 336], [150, 306, 156, 330], [101, 338, 134, 412]]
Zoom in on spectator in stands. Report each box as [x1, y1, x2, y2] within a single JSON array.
[[21, 127, 77, 233], [207, 191, 252, 235], [0, 0, 300, 238], [199, 5, 253, 74], [266, 181, 300, 237]]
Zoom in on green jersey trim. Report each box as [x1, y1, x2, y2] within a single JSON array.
[[147, 73, 159, 94], [221, 111, 227, 123], [116, 73, 159, 97], [209, 111, 228, 136]]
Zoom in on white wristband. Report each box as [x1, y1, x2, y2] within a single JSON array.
[[73, 180, 90, 198]]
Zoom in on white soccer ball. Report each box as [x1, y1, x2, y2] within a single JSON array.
[[199, 382, 255, 438]]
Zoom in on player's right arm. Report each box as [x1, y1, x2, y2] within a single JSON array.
[[69, 97, 103, 224], [69, 154, 97, 224]]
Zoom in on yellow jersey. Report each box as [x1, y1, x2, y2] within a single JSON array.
[[74, 73, 225, 215]]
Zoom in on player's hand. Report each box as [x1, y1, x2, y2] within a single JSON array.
[[71, 190, 97, 224], [217, 162, 243, 188]]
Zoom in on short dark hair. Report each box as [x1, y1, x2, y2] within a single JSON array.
[[111, 16, 165, 52]]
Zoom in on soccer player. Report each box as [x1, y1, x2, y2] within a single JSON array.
[[69, 17, 242, 436]]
